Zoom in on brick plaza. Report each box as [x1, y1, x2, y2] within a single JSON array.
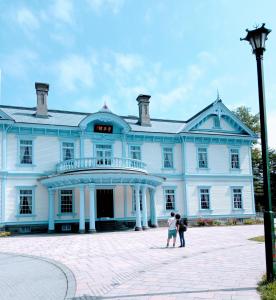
[[0, 225, 265, 299]]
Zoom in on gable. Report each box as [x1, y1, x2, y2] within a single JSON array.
[[182, 100, 257, 138]]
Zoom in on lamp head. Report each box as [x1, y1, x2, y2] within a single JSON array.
[[241, 23, 271, 55]]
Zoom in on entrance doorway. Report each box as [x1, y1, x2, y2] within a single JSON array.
[[97, 189, 114, 218]]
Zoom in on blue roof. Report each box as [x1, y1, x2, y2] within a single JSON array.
[[0, 105, 186, 133]]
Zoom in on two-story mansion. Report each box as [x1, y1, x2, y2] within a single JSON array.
[[0, 83, 257, 233]]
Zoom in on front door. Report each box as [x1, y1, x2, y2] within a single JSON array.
[[97, 189, 114, 218]]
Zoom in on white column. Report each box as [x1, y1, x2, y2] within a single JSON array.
[[135, 184, 142, 231], [48, 189, 55, 232], [89, 185, 96, 232], [150, 188, 158, 227], [79, 185, 85, 233], [124, 186, 128, 218], [141, 186, 148, 229]]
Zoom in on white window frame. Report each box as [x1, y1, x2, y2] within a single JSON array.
[[162, 146, 174, 169], [94, 143, 113, 166], [18, 138, 34, 166], [198, 187, 211, 210], [59, 189, 75, 215], [163, 187, 176, 211], [230, 148, 240, 170], [231, 186, 243, 210], [197, 146, 208, 169], [16, 186, 36, 217], [129, 145, 141, 161], [61, 141, 75, 162]]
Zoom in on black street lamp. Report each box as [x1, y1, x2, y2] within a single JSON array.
[[241, 23, 276, 281]]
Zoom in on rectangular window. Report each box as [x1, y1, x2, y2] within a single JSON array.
[[96, 144, 112, 165], [198, 147, 208, 168], [231, 149, 240, 169], [20, 140, 33, 164], [163, 147, 173, 168], [19, 189, 33, 215], [130, 145, 141, 160], [232, 188, 242, 209], [200, 188, 210, 210], [62, 142, 74, 161], [132, 189, 142, 211], [165, 189, 175, 210], [60, 190, 73, 213]]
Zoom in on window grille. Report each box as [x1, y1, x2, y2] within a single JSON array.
[[60, 190, 73, 213], [62, 142, 74, 161], [233, 188, 242, 209], [20, 140, 33, 164], [198, 147, 208, 168], [165, 189, 175, 210], [19, 189, 33, 214], [163, 147, 173, 168], [200, 188, 210, 209], [231, 149, 240, 169]]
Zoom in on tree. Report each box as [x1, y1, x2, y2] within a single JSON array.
[[233, 106, 276, 211], [234, 106, 260, 134]]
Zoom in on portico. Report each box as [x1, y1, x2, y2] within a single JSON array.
[[42, 172, 163, 233]]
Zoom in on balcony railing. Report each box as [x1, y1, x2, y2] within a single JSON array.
[[56, 157, 147, 174]]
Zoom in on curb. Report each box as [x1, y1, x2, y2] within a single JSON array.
[[0, 251, 76, 299]]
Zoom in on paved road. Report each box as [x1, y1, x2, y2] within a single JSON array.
[[0, 225, 265, 299]]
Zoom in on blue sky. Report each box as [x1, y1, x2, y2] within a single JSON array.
[[1, 0, 276, 146]]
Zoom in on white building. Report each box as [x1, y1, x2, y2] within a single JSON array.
[[0, 83, 257, 233]]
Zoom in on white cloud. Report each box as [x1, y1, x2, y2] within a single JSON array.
[[86, 0, 125, 14], [16, 7, 40, 33], [114, 53, 143, 72], [56, 54, 94, 92], [198, 51, 217, 65], [1, 49, 38, 79], [51, 0, 74, 24]]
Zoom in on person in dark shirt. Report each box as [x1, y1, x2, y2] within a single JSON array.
[[175, 214, 187, 248]]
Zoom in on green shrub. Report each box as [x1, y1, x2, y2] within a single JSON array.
[[213, 220, 221, 226], [0, 231, 11, 237], [244, 219, 255, 225], [257, 275, 276, 300]]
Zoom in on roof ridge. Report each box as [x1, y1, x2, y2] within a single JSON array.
[[1, 105, 187, 123]]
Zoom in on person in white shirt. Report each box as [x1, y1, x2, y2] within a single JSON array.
[[166, 211, 177, 247]]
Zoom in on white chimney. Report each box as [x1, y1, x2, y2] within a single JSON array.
[[35, 82, 49, 118], [136, 94, 151, 126]]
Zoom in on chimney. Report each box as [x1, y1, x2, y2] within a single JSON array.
[[35, 82, 49, 118], [136, 94, 151, 126]]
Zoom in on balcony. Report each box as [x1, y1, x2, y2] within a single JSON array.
[[56, 157, 147, 174]]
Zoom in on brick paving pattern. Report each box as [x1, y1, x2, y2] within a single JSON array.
[[0, 225, 265, 299]]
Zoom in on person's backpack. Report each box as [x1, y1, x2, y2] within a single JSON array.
[[179, 219, 187, 231]]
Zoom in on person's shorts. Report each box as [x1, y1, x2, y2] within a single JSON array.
[[168, 229, 177, 239]]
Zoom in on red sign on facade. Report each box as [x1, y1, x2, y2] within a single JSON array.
[[94, 124, 113, 134]]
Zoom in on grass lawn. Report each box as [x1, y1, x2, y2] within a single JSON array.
[[249, 235, 265, 242], [250, 235, 276, 299]]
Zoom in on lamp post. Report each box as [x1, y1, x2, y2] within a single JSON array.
[[241, 23, 276, 281]]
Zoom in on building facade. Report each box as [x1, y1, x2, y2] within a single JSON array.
[[0, 83, 257, 233]]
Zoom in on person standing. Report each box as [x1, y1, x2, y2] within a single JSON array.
[[176, 214, 187, 247], [166, 212, 177, 247]]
